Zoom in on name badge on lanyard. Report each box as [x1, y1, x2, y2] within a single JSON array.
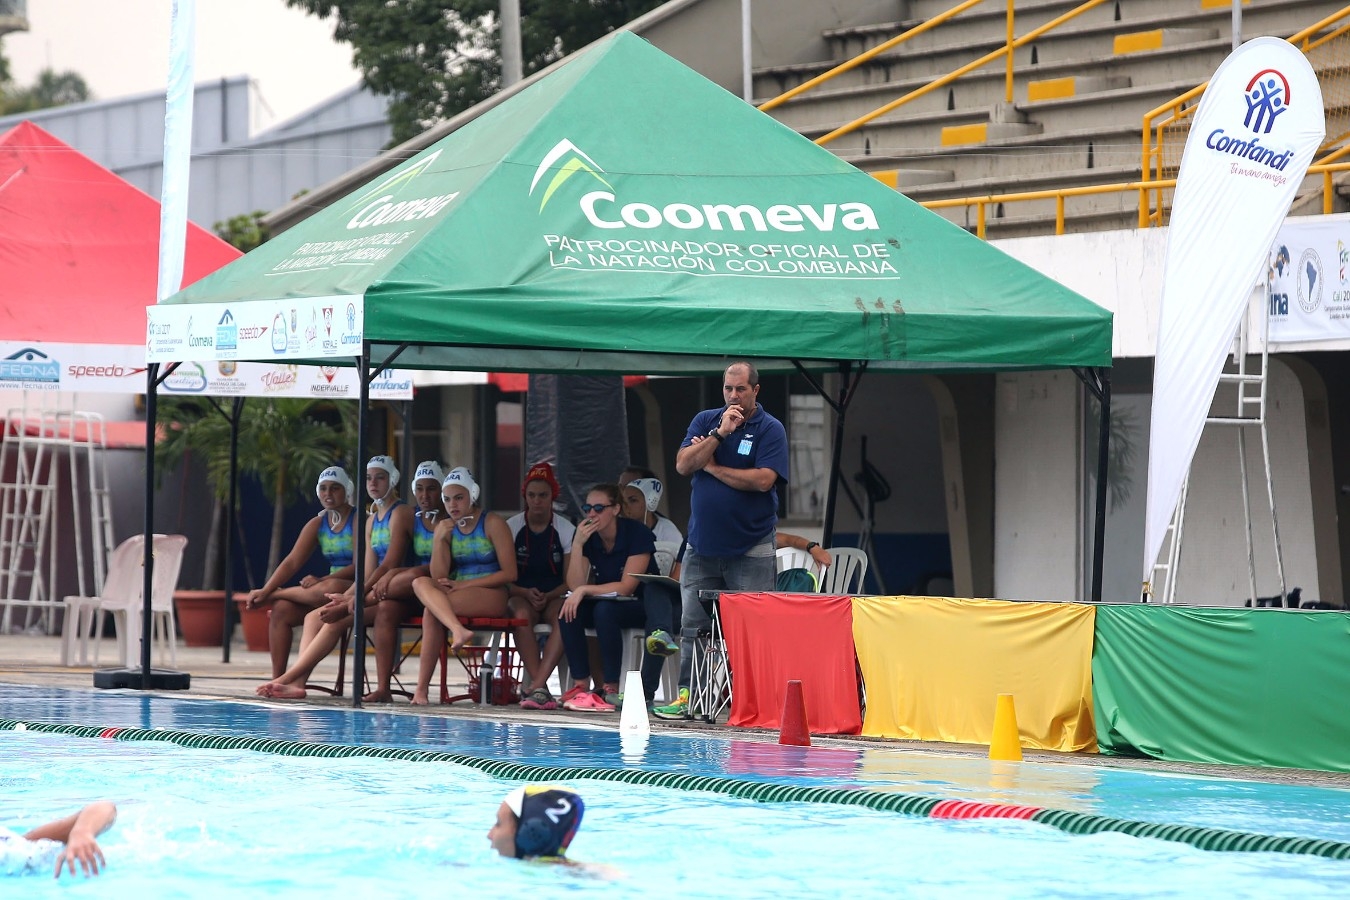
[[737, 438, 753, 456]]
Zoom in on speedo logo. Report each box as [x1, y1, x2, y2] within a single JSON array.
[[345, 149, 458, 230], [530, 138, 879, 233]]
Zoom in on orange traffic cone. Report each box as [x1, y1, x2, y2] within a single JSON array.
[[779, 679, 811, 746], [989, 693, 1023, 761]]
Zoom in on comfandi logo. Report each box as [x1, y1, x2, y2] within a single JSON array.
[[344, 149, 458, 230], [531, 138, 879, 233], [530, 139, 612, 211], [0, 348, 60, 383], [1244, 69, 1290, 134]]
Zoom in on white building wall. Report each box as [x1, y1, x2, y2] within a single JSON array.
[[993, 370, 1082, 603], [989, 226, 1336, 606]]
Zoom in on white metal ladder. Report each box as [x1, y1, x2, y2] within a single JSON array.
[[0, 395, 113, 633], [1147, 291, 1287, 605]]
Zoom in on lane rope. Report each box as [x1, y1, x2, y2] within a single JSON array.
[[4, 718, 1347, 860]]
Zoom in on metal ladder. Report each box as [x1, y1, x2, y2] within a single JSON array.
[[1147, 293, 1287, 605], [0, 396, 113, 633]]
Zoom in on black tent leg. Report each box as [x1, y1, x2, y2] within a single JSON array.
[[94, 364, 189, 690], [221, 397, 244, 663], [1091, 367, 1111, 603], [352, 345, 371, 708]]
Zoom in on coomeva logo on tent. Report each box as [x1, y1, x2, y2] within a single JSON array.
[[344, 150, 459, 230], [531, 138, 880, 234], [529, 138, 897, 280]]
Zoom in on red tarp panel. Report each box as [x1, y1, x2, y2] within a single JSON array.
[[0, 121, 241, 346], [722, 591, 862, 735], [488, 373, 648, 392]]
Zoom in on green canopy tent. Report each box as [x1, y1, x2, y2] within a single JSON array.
[[144, 32, 1113, 697]]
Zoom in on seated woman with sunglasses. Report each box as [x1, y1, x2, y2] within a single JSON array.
[[556, 484, 661, 712]]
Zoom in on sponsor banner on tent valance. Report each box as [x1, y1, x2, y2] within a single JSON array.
[[1267, 216, 1350, 344], [0, 341, 410, 398], [146, 295, 364, 363], [158, 361, 412, 400]]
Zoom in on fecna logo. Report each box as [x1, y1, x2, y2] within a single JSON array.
[[529, 139, 612, 211], [1204, 67, 1296, 173], [216, 310, 238, 352], [344, 149, 458, 231], [531, 138, 880, 233], [0, 348, 60, 383]]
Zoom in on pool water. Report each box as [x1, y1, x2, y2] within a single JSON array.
[[3, 686, 1350, 897]]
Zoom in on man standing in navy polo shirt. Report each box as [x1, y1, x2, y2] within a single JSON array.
[[653, 360, 788, 719]]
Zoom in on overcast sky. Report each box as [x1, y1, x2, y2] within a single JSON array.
[[4, 0, 362, 128]]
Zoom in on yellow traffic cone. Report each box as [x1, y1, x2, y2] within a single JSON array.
[[989, 693, 1023, 761]]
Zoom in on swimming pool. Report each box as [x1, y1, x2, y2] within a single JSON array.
[[3, 685, 1350, 896]]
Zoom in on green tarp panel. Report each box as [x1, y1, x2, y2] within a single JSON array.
[[1094, 604, 1350, 772], [156, 31, 1111, 376]]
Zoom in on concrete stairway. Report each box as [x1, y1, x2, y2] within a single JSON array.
[[754, 0, 1350, 238]]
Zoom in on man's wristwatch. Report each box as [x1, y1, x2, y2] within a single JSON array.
[[707, 428, 724, 441], [806, 541, 820, 552]]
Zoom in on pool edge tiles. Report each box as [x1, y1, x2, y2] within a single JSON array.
[[6, 718, 1350, 862]]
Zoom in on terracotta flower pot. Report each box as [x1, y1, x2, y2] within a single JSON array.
[[234, 598, 270, 652], [173, 590, 227, 647]]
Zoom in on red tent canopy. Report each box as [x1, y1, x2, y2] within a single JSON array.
[[0, 121, 242, 347]]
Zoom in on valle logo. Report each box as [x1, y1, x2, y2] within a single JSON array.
[[216, 310, 238, 352], [529, 138, 880, 233], [1204, 68, 1296, 171], [344, 149, 459, 231], [0, 348, 60, 383]]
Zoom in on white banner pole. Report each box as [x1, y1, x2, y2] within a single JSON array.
[[157, 0, 196, 304]]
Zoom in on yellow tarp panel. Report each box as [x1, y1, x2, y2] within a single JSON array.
[[852, 596, 1097, 751]]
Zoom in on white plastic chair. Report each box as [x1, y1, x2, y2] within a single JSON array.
[[61, 535, 145, 666], [653, 541, 681, 577], [819, 547, 869, 595], [100, 534, 188, 666], [775, 546, 826, 588]]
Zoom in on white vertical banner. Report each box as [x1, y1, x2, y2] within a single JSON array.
[[1142, 37, 1324, 585], [157, 0, 196, 303]]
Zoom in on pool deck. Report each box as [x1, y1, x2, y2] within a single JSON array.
[[2, 631, 1348, 790]]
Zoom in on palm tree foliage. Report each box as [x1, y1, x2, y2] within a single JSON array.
[[157, 395, 357, 586]]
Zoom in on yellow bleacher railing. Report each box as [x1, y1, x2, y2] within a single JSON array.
[[918, 162, 1350, 238], [757, 0, 986, 113], [798, 0, 1110, 147], [1140, 5, 1350, 226]]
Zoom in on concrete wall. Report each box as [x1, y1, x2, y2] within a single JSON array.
[[994, 370, 1083, 603]]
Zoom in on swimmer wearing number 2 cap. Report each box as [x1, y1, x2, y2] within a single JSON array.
[[488, 786, 584, 860]]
